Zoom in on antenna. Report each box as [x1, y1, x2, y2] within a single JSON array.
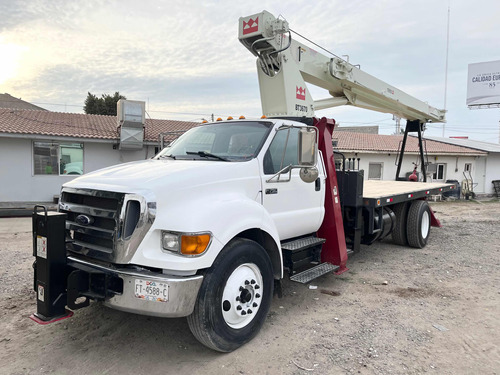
[[443, 4, 451, 137]]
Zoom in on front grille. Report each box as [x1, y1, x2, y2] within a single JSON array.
[[59, 189, 125, 261]]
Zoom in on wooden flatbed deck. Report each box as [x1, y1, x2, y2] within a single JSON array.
[[363, 180, 452, 199], [362, 180, 455, 207]]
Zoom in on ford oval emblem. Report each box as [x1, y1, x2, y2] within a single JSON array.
[[76, 214, 94, 226]]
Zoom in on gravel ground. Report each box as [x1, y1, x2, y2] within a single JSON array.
[[0, 200, 499, 375]]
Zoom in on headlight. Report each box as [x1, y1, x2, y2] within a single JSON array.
[[161, 231, 211, 256], [162, 232, 180, 252]]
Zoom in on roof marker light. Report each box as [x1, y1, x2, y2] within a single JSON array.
[[239, 115, 246, 119], [227, 116, 233, 120], [216, 117, 223, 121], [201, 120, 208, 123], [261, 115, 267, 119]]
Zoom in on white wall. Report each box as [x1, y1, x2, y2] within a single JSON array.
[[83, 142, 156, 173], [0, 137, 156, 202], [340, 152, 480, 189], [484, 153, 500, 195]]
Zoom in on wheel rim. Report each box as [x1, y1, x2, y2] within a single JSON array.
[[421, 211, 430, 239], [221, 263, 263, 329]]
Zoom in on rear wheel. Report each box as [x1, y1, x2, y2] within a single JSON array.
[[187, 238, 273, 352], [392, 202, 409, 246], [406, 200, 431, 248]]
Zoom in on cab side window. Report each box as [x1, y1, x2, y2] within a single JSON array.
[[264, 128, 299, 174]]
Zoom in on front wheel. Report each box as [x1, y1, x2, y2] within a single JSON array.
[[187, 238, 273, 352]]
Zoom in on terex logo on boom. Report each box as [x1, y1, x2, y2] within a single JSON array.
[[242, 17, 259, 35], [296, 86, 306, 100]]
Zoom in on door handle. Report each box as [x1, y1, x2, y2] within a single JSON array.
[[315, 178, 321, 191]]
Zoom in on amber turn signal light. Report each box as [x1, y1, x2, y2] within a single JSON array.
[[181, 234, 211, 255]]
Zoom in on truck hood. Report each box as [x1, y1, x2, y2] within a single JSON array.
[[62, 159, 261, 195]]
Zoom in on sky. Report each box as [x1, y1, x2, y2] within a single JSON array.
[[1, 0, 499, 142]]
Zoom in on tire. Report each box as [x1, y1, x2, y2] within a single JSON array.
[[406, 200, 431, 248], [187, 238, 273, 352], [392, 202, 409, 246]]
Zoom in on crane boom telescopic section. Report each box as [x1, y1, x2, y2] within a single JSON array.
[[239, 10, 446, 124]]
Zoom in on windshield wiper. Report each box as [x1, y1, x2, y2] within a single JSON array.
[[186, 151, 230, 162], [159, 154, 176, 160]]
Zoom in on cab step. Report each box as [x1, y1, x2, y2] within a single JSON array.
[[290, 262, 339, 284], [281, 236, 326, 273], [281, 236, 326, 251]]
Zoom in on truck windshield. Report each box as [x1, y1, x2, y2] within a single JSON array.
[[155, 121, 273, 161]]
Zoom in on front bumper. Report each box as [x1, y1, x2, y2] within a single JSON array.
[[68, 257, 203, 318]]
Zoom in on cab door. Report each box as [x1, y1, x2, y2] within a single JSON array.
[[260, 126, 325, 240]]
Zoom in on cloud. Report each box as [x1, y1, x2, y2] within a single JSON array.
[[1, 0, 499, 140]]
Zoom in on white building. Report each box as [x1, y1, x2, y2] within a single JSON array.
[[0, 109, 197, 202], [425, 136, 500, 196], [0, 108, 492, 204], [333, 131, 489, 194]]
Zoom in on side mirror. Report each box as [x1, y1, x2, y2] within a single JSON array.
[[298, 128, 317, 166]]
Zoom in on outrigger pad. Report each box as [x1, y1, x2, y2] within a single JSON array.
[[29, 310, 73, 325]]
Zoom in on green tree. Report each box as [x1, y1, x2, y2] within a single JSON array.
[[84, 92, 126, 115]]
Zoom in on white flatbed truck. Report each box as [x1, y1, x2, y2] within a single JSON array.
[[30, 10, 454, 352]]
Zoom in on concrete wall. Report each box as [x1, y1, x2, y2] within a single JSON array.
[[0, 137, 156, 202]]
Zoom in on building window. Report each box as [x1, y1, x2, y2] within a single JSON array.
[[33, 142, 83, 175], [464, 163, 472, 172], [368, 163, 383, 180], [432, 163, 446, 181]]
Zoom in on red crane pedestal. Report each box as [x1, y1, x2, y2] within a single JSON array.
[[313, 117, 348, 274]]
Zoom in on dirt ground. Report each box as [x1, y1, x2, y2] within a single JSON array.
[[0, 200, 499, 375]]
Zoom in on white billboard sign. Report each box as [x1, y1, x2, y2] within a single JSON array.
[[467, 60, 500, 107]]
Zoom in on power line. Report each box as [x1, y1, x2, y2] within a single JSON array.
[[7, 98, 216, 118], [147, 109, 211, 116], [30, 101, 82, 108]]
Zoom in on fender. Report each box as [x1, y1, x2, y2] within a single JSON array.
[[129, 192, 283, 276]]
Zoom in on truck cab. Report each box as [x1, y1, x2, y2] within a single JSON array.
[[57, 118, 325, 351]]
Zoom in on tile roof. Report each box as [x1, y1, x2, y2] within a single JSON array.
[[0, 108, 198, 143], [424, 136, 500, 153], [0, 108, 487, 156], [333, 130, 486, 155], [0, 94, 48, 111]]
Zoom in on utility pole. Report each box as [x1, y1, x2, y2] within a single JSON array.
[[393, 115, 401, 134]]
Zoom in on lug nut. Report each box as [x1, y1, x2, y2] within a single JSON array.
[[247, 309, 252, 314], [241, 310, 247, 315], [239, 286, 244, 291], [253, 302, 258, 308], [237, 305, 242, 311], [251, 279, 256, 284], [255, 285, 260, 290], [245, 280, 250, 285], [236, 296, 240, 301], [255, 293, 261, 298]]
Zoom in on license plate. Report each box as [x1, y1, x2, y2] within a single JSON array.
[[134, 279, 169, 302]]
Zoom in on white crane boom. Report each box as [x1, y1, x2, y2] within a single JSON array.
[[239, 10, 446, 123]]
